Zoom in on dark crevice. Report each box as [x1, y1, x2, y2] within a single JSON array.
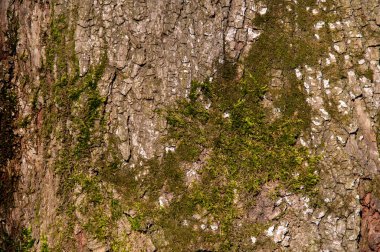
[[0, 1, 20, 251]]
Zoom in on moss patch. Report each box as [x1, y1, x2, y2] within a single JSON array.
[[103, 1, 338, 250], [40, 0, 338, 250], [38, 3, 125, 250]]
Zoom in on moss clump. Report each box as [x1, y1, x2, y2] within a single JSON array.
[[362, 68, 374, 82], [40, 236, 49, 252], [16, 228, 35, 252]]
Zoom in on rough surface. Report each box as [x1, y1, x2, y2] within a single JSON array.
[[360, 192, 380, 251], [0, 0, 379, 251]]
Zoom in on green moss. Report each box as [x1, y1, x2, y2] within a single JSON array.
[[39, 5, 125, 249], [40, 236, 49, 252], [128, 216, 142, 231], [362, 68, 374, 82], [84, 211, 111, 240], [17, 228, 35, 252], [17, 116, 31, 129]]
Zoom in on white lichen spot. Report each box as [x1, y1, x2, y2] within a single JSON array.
[[333, 44, 340, 52], [192, 214, 201, 220], [165, 146, 176, 153], [303, 208, 313, 215], [259, 7, 268, 15], [338, 100, 348, 109], [334, 86, 343, 95], [304, 82, 310, 94], [360, 76, 369, 83], [139, 147, 148, 159], [210, 223, 219, 231], [159, 196, 168, 207], [247, 28, 261, 40], [305, 64, 313, 72], [348, 70, 355, 77], [329, 22, 336, 30], [295, 68, 302, 79], [223, 112, 230, 118], [235, 14, 244, 25], [226, 28, 236, 42], [325, 58, 331, 65], [358, 59, 365, 65], [186, 169, 197, 177], [284, 196, 295, 206], [335, 21, 342, 29], [314, 34, 320, 40], [314, 21, 325, 30], [251, 236, 257, 244], [205, 102, 211, 110], [275, 198, 283, 206], [319, 108, 329, 120], [274, 224, 289, 243], [349, 30, 363, 38], [317, 210, 326, 219], [312, 9, 318, 15], [300, 138, 307, 147], [317, 71, 322, 80], [329, 53, 336, 62], [323, 79, 330, 88], [337, 136, 346, 145], [363, 87, 373, 97], [302, 196, 310, 203], [182, 56, 190, 63], [200, 224, 207, 230], [343, 20, 352, 27], [312, 118, 322, 126], [355, 208, 361, 216], [266, 225, 275, 237]]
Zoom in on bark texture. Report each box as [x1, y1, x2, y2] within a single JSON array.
[[0, 0, 379, 251]]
